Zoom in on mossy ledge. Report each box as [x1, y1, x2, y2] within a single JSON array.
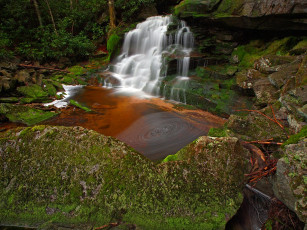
[[0, 126, 248, 229]]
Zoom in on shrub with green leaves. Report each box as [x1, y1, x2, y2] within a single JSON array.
[[0, 31, 13, 60]]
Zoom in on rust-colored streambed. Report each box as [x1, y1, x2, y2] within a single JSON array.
[[43, 86, 225, 160]]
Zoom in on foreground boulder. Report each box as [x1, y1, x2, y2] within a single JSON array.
[[273, 138, 307, 224], [0, 126, 248, 229]]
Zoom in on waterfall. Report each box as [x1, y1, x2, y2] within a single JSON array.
[[105, 15, 194, 102]]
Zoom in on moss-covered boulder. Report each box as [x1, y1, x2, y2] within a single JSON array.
[[0, 126, 248, 229], [0, 104, 58, 126], [273, 138, 307, 224], [17, 84, 49, 101]]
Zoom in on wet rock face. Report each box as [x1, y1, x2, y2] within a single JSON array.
[[175, 0, 307, 31], [273, 139, 307, 224], [0, 126, 248, 229], [240, 0, 307, 16]]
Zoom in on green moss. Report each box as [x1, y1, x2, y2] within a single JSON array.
[[19, 97, 36, 104], [161, 153, 179, 163], [69, 99, 92, 112], [50, 80, 64, 90], [62, 76, 75, 84], [208, 127, 229, 137], [282, 126, 307, 147], [292, 38, 307, 50], [44, 83, 57, 96], [214, 0, 245, 17], [107, 33, 121, 60], [265, 37, 299, 55], [0, 103, 58, 126], [68, 65, 86, 77], [232, 44, 262, 68], [17, 85, 49, 100], [0, 97, 19, 103], [231, 37, 299, 69]]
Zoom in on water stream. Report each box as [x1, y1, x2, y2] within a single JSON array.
[[43, 86, 224, 160]]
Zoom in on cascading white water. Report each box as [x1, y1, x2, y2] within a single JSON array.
[[105, 15, 194, 101], [168, 20, 194, 103]]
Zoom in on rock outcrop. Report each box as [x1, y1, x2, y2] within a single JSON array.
[[175, 0, 307, 31], [0, 126, 248, 229]]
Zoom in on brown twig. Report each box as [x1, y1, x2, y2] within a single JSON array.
[[245, 159, 277, 184], [244, 140, 283, 145], [95, 223, 119, 230], [242, 142, 266, 162]]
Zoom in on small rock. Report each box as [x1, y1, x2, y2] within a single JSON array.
[[14, 70, 30, 84], [253, 78, 279, 106]]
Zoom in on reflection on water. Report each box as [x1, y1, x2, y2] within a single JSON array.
[[44, 86, 225, 160]]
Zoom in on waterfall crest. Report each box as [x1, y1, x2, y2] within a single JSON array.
[[105, 15, 194, 101]]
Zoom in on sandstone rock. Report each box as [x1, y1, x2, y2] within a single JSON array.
[[0, 126, 249, 229], [175, 0, 221, 17], [253, 55, 298, 75], [268, 63, 300, 89], [298, 104, 307, 121], [296, 55, 307, 87], [175, 0, 307, 31], [253, 78, 279, 106], [227, 112, 288, 142], [273, 139, 307, 224], [0, 70, 14, 93], [287, 114, 306, 133], [236, 69, 265, 90], [0, 77, 11, 92], [0, 69, 12, 78], [137, 5, 158, 21], [14, 70, 30, 84], [0, 60, 18, 71]]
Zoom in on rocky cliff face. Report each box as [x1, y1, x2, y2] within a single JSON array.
[[175, 0, 307, 31]]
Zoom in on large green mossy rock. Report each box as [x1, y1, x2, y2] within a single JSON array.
[[0, 104, 58, 126], [17, 84, 49, 101], [0, 126, 248, 229]]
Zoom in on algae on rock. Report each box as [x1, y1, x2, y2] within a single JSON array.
[[0, 126, 249, 229]]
